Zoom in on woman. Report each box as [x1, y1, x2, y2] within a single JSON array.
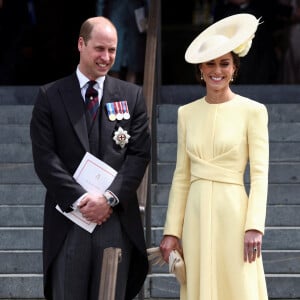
[[160, 14, 269, 300]]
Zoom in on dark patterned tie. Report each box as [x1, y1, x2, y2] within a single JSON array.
[[85, 80, 99, 120]]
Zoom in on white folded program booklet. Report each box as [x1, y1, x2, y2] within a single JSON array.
[[56, 152, 117, 233]]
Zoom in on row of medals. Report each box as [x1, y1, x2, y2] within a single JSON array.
[[106, 101, 130, 121]]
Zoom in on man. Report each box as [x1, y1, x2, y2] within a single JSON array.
[[30, 17, 151, 300]]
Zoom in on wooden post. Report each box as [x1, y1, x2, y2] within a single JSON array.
[[98, 247, 122, 300]]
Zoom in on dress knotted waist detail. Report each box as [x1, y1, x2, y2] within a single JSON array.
[[190, 157, 244, 185]]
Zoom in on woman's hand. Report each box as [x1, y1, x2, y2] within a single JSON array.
[[160, 235, 182, 263], [244, 229, 263, 263]]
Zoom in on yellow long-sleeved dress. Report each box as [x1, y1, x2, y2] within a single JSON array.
[[163, 95, 269, 300]]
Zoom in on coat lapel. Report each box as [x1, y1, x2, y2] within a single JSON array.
[[59, 74, 90, 151]]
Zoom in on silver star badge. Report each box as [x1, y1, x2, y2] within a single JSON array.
[[113, 127, 130, 148]]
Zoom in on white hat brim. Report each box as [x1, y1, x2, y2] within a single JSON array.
[[185, 13, 259, 64]]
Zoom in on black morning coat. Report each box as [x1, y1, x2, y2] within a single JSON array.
[[30, 73, 151, 299]]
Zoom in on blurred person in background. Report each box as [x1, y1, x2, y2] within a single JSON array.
[[0, 0, 38, 84], [279, 0, 300, 83], [96, 0, 148, 84]]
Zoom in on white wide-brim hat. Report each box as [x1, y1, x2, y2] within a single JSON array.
[[185, 13, 260, 64]]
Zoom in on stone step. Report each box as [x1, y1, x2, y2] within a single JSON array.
[[1, 251, 296, 299], [159, 85, 300, 105], [1, 250, 298, 275], [0, 163, 40, 184], [0, 144, 33, 163], [269, 123, 300, 142], [157, 162, 300, 184], [0, 125, 30, 143], [0, 228, 42, 250], [0, 206, 44, 227], [1, 204, 299, 227], [263, 251, 300, 274], [266, 104, 300, 122], [150, 250, 300, 275], [2, 227, 299, 252], [151, 228, 300, 251], [0, 184, 45, 205], [1, 246, 298, 275], [0, 275, 44, 299], [149, 274, 300, 299], [0, 95, 298, 299], [156, 123, 300, 143], [151, 205, 300, 227], [0, 251, 42, 273], [0, 87, 38, 105], [0, 140, 299, 164], [1, 182, 297, 207], [1, 85, 300, 106], [0, 273, 298, 299], [157, 103, 300, 123], [266, 275, 300, 299], [0, 250, 299, 299], [158, 142, 300, 163], [153, 183, 300, 205], [1, 103, 299, 127], [1, 161, 299, 185], [0, 106, 33, 124]]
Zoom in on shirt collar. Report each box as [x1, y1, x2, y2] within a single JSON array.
[[76, 66, 105, 90]]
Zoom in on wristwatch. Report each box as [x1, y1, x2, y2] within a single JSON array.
[[104, 191, 118, 207]]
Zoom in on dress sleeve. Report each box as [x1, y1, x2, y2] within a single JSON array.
[[163, 106, 190, 238], [245, 103, 269, 234]]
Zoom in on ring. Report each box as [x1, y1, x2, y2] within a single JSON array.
[[253, 247, 257, 252]]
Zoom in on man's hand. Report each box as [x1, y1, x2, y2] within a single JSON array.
[[78, 193, 112, 225]]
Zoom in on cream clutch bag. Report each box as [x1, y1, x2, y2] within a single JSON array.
[[168, 249, 186, 285], [147, 247, 186, 285]]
